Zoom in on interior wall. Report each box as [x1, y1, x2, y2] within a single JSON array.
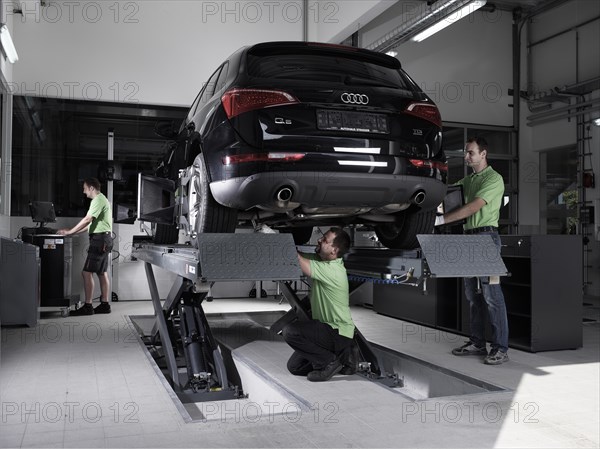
[[359, 0, 514, 126], [8, 0, 305, 106], [306, 0, 397, 43], [518, 0, 600, 296]]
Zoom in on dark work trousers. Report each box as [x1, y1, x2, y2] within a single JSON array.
[[283, 320, 353, 374]]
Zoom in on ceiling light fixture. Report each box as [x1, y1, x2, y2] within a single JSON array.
[[411, 0, 487, 42], [366, 0, 487, 52], [594, 118, 600, 127], [0, 24, 19, 63]]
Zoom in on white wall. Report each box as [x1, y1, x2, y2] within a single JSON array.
[[359, 1, 514, 126], [307, 0, 397, 43], [7, 0, 401, 106], [8, 0, 305, 106]]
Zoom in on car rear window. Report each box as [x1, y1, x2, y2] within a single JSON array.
[[246, 53, 412, 90]]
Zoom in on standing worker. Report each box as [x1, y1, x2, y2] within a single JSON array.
[[283, 227, 358, 381], [58, 177, 113, 316], [435, 137, 509, 365]]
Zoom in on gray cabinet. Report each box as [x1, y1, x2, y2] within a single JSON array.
[[0, 237, 40, 327], [499, 235, 582, 352]]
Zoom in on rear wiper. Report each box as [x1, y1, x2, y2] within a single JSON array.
[[344, 75, 397, 88]]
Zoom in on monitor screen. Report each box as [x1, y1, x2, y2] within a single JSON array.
[[442, 185, 465, 215], [437, 185, 466, 226], [29, 201, 57, 223]]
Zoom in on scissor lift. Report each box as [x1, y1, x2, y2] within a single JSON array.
[[132, 233, 508, 401]]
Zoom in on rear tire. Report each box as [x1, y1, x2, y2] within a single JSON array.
[[375, 210, 436, 249], [186, 154, 237, 248], [152, 222, 179, 244]]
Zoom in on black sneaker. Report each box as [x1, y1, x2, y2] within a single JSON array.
[[307, 359, 343, 382], [70, 303, 94, 316], [340, 343, 359, 375], [94, 302, 111, 314], [452, 341, 487, 356], [484, 349, 509, 365]]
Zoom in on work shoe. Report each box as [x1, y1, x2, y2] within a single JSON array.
[[307, 359, 343, 382], [94, 302, 111, 314], [452, 341, 487, 356], [484, 349, 509, 365], [340, 343, 360, 375], [70, 303, 94, 316]]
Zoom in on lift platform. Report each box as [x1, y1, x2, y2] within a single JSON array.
[[132, 232, 508, 401]]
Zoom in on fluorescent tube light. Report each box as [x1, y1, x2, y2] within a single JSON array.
[[0, 24, 18, 63], [411, 0, 487, 42], [386, 50, 398, 57], [594, 118, 600, 127]]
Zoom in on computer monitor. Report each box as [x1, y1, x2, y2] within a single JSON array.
[[437, 185, 466, 226], [29, 201, 57, 224]]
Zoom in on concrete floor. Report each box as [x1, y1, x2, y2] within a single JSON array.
[[1, 296, 598, 448]]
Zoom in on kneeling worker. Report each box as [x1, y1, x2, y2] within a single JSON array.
[[283, 227, 357, 382], [58, 177, 113, 316]]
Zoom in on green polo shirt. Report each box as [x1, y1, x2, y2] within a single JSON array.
[[303, 253, 355, 339], [87, 193, 112, 234], [455, 166, 504, 230]]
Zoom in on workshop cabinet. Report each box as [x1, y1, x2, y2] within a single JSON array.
[[374, 235, 583, 353], [26, 234, 78, 308], [0, 237, 40, 327], [498, 235, 582, 352]]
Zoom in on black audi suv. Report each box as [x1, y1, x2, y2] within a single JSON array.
[[151, 41, 447, 249]]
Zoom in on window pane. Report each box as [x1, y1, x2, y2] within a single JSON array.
[[488, 159, 513, 187], [11, 96, 186, 217], [247, 52, 411, 88], [465, 129, 512, 155], [442, 126, 465, 152]]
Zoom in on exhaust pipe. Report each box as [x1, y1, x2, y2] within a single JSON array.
[[276, 187, 293, 202], [411, 190, 426, 205]]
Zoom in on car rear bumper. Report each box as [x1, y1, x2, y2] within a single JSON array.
[[209, 171, 447, 211]]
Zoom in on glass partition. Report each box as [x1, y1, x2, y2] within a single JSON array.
[[11, 96, 186, 217]]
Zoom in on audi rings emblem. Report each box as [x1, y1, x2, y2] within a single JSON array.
[[341, 93, 369, 105]]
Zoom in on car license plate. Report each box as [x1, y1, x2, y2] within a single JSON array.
[[316, 110, 389, 134]]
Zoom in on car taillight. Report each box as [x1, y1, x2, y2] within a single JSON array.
[[409, 159, 448, 172], [223, 152, 306, 165], [405, 102, 442, 128], [221, 88, 300, 119]]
